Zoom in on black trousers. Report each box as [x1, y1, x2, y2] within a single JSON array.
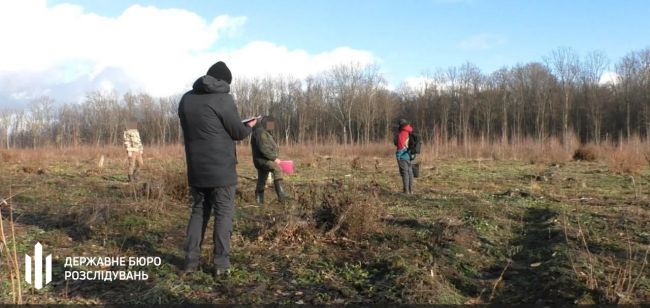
[[397, 159, 414, 193], [255, 161, 283, 193], [184, 185, 236, 270]]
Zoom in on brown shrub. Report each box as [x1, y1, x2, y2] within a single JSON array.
[[137, 181, 164, 200], [300, 158, 318, 169], [129, 166, 188, 201], [350, 156, 362, 170], [312, 180, 384, 240], [262, 219, 316, 245], [160, 168, 189, 201], [398, 263, 463, 304], [279, 143, 394, 161], [235, 186, 255, 204], [573, 147, 597, 161], [0, 151, 16, 162], [607, 149, 646, 175]]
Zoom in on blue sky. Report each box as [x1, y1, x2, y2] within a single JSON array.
[[50, 0, 649, 78], [1, 0, 648, 107]]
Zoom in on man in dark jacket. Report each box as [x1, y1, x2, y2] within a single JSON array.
[[178, 61, 256, 278], [251, 116, 286, 205]]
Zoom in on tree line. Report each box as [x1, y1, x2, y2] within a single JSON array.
[[1, 46, 649, 149]]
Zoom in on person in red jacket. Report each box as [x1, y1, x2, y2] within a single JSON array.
[[395, 119, 414, 194]]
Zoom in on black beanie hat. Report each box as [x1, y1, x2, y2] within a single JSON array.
[[207, 61, 232, 84]]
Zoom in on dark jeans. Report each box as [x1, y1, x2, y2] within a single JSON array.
[[255, 161, 283, 193], [184, 185, 236, 270], [397, 159, 414, 193]]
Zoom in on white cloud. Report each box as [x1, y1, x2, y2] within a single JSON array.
[[403, 76, 435, 92], [219, 42, 376, 79], [599, 71, 618, 85], [400, 74, 460, 95], [458, 33, 508, 50], [0, 0, 378, 106]]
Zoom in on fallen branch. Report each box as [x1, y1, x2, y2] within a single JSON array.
[[489, 259, 512, 302]]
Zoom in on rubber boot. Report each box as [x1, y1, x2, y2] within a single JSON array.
[[274, 180, 286, 203], [255, 190, 264, 205]]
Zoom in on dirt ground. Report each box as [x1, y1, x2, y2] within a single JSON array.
[[0, 145, 648, 304]]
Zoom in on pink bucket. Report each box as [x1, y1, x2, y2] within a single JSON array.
[[278, 160, 294, 174]]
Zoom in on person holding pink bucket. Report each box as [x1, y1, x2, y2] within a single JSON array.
[[278, 159, 294, 174], [251, 116, 290, 205]]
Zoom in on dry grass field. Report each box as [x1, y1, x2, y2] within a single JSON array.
[[0, 141, 648, 304]]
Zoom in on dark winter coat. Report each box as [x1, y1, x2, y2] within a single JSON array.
[[251, 117, 279, 170], [178, 75, 252, 188]]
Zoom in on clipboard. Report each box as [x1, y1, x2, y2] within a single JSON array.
[[242, 116, 260, 124]]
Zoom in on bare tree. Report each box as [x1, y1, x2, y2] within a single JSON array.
[[28, 96, 55, 148], [326, 63, 367, 144], [545, 47, 579, 145], [3, 46, 650, 148], [578, 51, 609, 143]]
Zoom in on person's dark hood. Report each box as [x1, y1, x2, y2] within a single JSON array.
[[192, 75, 230, 94]]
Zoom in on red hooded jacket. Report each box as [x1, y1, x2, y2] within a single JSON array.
[[396, 124, 413, 150]]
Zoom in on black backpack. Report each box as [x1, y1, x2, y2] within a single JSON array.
[[408, 132, 422, 155]]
